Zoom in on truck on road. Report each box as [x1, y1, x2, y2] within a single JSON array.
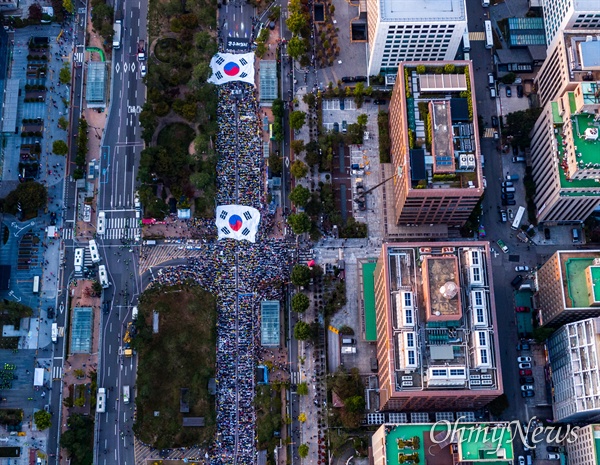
[[137, 40, 146, 60], [113, 11, 123, 49], [123, 321, 135, 357]]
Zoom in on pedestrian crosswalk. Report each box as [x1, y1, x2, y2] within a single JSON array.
[[102, 217, 140, 240], [74, 248, 95, 278], [52, 366, 62, 380], [290, 371, 301, 384], [470, 31, 485, 41], [484, 127, 497, 138], [63, 228, 73, 240]]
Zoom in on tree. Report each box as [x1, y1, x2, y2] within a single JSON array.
[[28, 3, 43, 21], [59, 64, 71, 85], [345, 395, 366, 413], [500, 72, 516, 85], [533, 327, 555, 343], [268, 152, 283, 177], [289, 111, 307, 131], [63, 0, 74, 14], [297, 412, 307, 423], [291, 293, 310, 313], [57, 116, 69, 130], [291, 264, 311, 287], [290, 139, 305, 155], [297, 382, 309, 395], [4, 181, 47, 217], [91, 281, 102, 296], [298, 444, 309, 458], [290, 160, 308, 178], [302, 93, 316, 107], [357, 114, 368, 127], [52, 140, 69, 156], [33, 410, 51, 430], [289, 185, 311, 207], [287, 36, 307, 60], [294, 321, 312, 340], [288, 212, 311, 234], [60, 413, 94, 465]]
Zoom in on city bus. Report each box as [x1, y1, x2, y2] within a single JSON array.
[[97, 388, 106, 413], [74, 248, 84, 273], [98, 265, 110, 289], [511, 206, 526, 230], [88, 240, 100, 264], [97, 211, 106, 235], [269, 124, 274, 140], [33, 276, 40, 294], [463, 29, 471, 52], [484, 20, 494, 49]]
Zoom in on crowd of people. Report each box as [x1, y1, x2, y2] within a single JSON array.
[[147, 80, 294, 464]]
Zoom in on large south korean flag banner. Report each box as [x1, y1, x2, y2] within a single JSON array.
[[216, 205, 261, 243], [207, 53, 255, 86]]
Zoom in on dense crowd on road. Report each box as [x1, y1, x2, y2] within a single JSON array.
[[146, 80, 293, 464]]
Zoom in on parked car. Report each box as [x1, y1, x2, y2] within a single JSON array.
[[518, 342, 531, 350], [517, 356, 532, 363], [502, 199, 517, 206], [518, 457, 525, 465], [515, 266, 530, 272], [47, 307, 55, 319], [519, 369, 532, 376], [140, 64, 147, 77], [354, 75, 367, 82], [547, 446, 560, 453], [548, 453, 560, 460], [493, 130, 499, 140], [501, 193, 515, 200], [502, 181, 514, 188], [515, 306, 530, 313], [521, 385, 534, 391], [520, 377, 534, 384], [373, 99, 387, 105], [522, 390, 535, 398], [497, 239, 509, 253], [501, 211, 507, 222], [519, 362, 532, 369], [511, 275, 524, 288], [341, 76, 355, 83], [491, 115, 499, 127], [333, 122, 339, 133], [517, 85, 524, 98], [506, 86, 512, 97], [50, 212, 57, 225]]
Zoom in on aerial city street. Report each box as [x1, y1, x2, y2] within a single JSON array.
[[0, 0, 599, 464]]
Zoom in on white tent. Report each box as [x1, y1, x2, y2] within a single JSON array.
[[34, 367, 44, 386]]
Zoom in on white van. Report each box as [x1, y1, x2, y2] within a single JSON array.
[[488, 73, 495, 87], [572, 228, 580, 242], [490, 88, 496, 99]]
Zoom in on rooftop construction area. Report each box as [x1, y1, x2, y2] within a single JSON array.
[[558, 251, 600, 308]]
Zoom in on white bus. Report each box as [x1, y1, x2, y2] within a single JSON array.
[[74, 248, 84, 273], [88, 240, 100, 263], [51, 323, 58, 343], [463, 29, 471, 52], [484, 20, 494, 49], [33, 276, 40, 294], [97, 388, 106, 413], [511, 206, 526, 230], [123, 385, 130, 404], [482, 0, 490, 6], [98, 265, 110, 289], [97, 211, 106, 235]]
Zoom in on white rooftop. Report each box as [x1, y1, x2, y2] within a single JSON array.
[[381, 0, 466, 23]]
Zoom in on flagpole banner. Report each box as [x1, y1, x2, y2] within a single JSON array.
[[207, 52, 255, 85], [216, 205, 261, 243]]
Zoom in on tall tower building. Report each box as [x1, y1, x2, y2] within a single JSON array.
[[386, 61, 483, 232], [536, 250, 600, 327], [366, 0, 467, 76], [564, 424, 600, 465], [542, 0, 600, 46]]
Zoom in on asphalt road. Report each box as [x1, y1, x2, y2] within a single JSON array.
[[92, 0, 148, 463]]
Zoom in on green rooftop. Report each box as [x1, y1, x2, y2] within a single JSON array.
[[565, 257, 597, 308], [591, 267, 600, 304], [362, 262, 377, 341], [384, 423, 514, 465], [594, 426, 600, 464], [555, 112, 600, 194]]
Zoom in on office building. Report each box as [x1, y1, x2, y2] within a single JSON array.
[[529, 81, 600, 224], [373, 242, 503, 411], [565, 424, 600, 465], [535, 31, 600, 108], [537, 250, 600, 327], [385, 61, 483, 232], [542, 0, 600, 46], [366, 0, 467, 76], [372, 422, 514, 465], [547, 318, 600, 423]]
